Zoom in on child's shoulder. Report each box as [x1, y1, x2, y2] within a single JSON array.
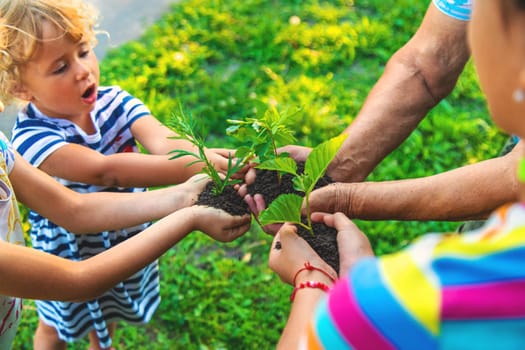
[[98, 85, 124, 95], [97, 85, 135, 101]]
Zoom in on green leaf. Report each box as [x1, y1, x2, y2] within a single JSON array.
[[273, 127, 296, 146], [234, 146, 255, 161], [256, 157, 297, 175], [169, 149, 200, 160], [226, 124, 241, 134], [259, 194, 303, 226], [303, 134, 347, 192]]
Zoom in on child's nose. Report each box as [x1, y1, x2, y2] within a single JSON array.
[[75, 62, 91, 80]]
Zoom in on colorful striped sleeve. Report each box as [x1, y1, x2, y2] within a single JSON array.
[[306, 203, 525, 349]]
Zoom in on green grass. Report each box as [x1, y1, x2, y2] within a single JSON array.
[[13, 0, 507, 348]]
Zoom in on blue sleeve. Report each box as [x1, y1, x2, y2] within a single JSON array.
[[432, 0, 472, 21], [0, 131, 16, 173]]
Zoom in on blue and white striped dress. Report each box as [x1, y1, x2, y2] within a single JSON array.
[[11, 86, 160, 349]]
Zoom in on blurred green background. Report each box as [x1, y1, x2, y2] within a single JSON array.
[[14, 0, 506, 349]]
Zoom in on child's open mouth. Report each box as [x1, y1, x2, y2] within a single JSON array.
[[81, 85, 97, 104]]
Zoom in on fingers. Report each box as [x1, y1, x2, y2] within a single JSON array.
[[308, 186, 334, 213], [243, 193, 266, 216], [236, 183, 248, 198], [333, 214, 373, 276], [253, 194, 267, 214], [276, 145, 311, 161], [244, 166, 257, 185], [217, 214, 252, 242], [189, 174, 210, 184], [277, 222, 298, 237], [310, 211, 327, 223], [270, 223, 337, 284], [209, 148, 234, 157], [243, 194, 259, 215], [226, 218, 252, 242], [311, 212, 357, 234], [246, 194, 281, 235], [320, 212, 353, 230]]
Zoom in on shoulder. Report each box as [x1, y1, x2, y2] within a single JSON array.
[[11, 105, 67, 147], [96, 85, 144, 110], [432, 0, 472, 21]]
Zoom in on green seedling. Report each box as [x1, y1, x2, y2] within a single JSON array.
[[168, 105, 244, 196], [258, 133, 347, 234], [226, 104, 298, 183]]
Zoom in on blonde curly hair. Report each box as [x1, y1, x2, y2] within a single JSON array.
[[0, 0, 100, 106]]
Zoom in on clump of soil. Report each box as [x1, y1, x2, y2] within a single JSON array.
[[196, 182, 251, 216], [247, 165, 339, 273], [195, 164, 339, 273]]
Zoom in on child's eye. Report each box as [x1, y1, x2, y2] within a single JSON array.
[[78, 42, 92, 58], [52, 63, 68, 75]]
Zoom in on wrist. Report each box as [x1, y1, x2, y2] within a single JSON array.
[[332, 183, 355, 216], [180, 206, 199, 231], [293, 270, 334, 286], [290, 281, 332, 302], [292, 262, 336, 287]]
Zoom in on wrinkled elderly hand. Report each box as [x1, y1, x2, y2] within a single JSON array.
[[307, 183, 354, 216]]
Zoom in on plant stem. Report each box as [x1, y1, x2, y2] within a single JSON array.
[[304, 192, 314, 235]]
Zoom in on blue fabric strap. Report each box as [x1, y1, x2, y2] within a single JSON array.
[[432, 0, 472, 21]]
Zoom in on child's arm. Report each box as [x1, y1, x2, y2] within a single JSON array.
[[0, 205, 251, 301], [38, 115, 235, 187], [10, 152, 208, 234]]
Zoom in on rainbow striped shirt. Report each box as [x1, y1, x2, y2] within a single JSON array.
[[305, 203, 525, 349]]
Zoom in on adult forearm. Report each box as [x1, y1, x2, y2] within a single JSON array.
[[314, 154, 519, 221], [328, 58, 438, 183], [328, 4, 470, 183]]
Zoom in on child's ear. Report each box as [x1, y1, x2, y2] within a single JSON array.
[[10, 84, 33, 102]]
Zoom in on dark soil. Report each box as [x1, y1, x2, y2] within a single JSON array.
[[196, 164, 339, 273], [196, 182, 251, 216], [246, 165, 339, 273]]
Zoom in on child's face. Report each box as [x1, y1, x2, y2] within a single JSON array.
[[16, 20, 100, 120], [469, 0, 525, 138]]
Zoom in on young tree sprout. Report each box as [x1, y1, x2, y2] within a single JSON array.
[[168, 105, 244, 196]]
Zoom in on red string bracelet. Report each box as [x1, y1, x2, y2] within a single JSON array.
[[290, 281, 331, 302], [292, 262, 337, 286]]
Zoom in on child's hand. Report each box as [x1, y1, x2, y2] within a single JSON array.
[[235, 163, 281, 235], [189, 206, 251, 242], [243, 193, 282, 235], [269, 223, 336, 286], [311, 212, 374, 276], [178, 174, 211, 205], [206, 148, 250, 178]]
